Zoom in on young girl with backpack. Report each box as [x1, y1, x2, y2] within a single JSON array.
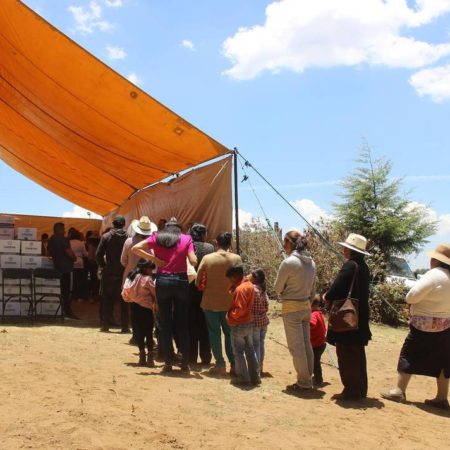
[[122, 259, 157, 367]]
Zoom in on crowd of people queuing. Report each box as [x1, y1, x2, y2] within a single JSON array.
[[45, 216, 450, 410]]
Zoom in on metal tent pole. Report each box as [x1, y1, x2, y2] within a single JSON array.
[[233, 148, 240, 254]]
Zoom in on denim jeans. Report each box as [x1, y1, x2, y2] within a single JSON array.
[[231, 324, 259, 383], [283, 309, 314, 388], [155, 274, 190, 365], [253, 326, 268, 372], [203, 310, 235, 368]]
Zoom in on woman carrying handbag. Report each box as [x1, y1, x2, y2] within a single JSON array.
[[324, 233, 372, 401]]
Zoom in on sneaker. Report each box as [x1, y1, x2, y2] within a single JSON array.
[[161, 365, 173, 373], [100, 326, 110, 333], [286, 383, 313, 393], [380, 389, 406, 403], [121, 328, 131, 334], [424, 398, 450, 411]]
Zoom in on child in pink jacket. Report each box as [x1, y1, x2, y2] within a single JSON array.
[[122, 259, 157, 367]]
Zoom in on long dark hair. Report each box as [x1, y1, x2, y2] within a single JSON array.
[[156, 218, 182, 248], [190, 223, 207, 242], [251, 268, 267, 293], [127, 259, 156, 281]]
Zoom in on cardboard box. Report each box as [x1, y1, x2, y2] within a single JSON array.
[[2, 285, 32, 296], [41, 257, 55, 269], [20, 255, 42, 270], [21, 240, 42, 255], [0, 228, 15, 240], [17, 227, 37, 241], [20, 301, 33, 316], [37, 301, 62, 316], [0, 215, 15, 227], [35, 285, 61, 295], [3, 302, 21, 316], [0, 240, 21, 254], [0, 254, 22, 269], [34, 278, 60, 287]]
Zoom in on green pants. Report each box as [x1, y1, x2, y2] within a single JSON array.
[[203, 310, 235, 368]]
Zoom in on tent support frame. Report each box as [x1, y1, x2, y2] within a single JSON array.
[[233, 148, 240, 254]]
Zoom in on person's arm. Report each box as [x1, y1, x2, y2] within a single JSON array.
[[195, 259, 206, 287], [406, 270, 437, 305], [186, 237, 197, 267], [120, 240, 129, 268], [132, 239, 166, 267], [273, 260, 289, 296], [229, 286, 252, 320], [95, 236, 107, 268], [323, 260, 355, 302]]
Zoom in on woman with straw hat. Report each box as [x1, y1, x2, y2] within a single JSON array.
[[382, 244, 450, 410], [324, 233, 372, 401]]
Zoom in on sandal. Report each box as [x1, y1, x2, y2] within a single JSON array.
[[424, 399, 450, 411], [286, 383, 312, 393]]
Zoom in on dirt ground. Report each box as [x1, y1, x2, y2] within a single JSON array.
[[1, 303, 449, 450]]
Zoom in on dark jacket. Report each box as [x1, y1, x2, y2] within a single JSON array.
[[95, 228, 128, 277], [326, 255, 372, 346]]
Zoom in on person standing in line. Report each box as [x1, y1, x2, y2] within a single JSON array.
[[310, 297, 327, 386], [122, 259, 157, 367], [324, 233, 372, 401], [382, 244, 450, 411], [121, 216, 157, 344], [132, 218, 197, 373], [47, 222, 78, 319], [274, 230, 316, 393], [188, 223, 214, 366], [196, 232, 242, 376], [226, 264, 260, 386], [69, 229, 89, 303], [249, 268, 270, 376], [96, 216, 129, 333], [41, 233, 50, 257], [85, 230, 100, 302]]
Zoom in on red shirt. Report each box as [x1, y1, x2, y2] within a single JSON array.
[[310, 310, 327, 348], [227, 280, 255, 326]]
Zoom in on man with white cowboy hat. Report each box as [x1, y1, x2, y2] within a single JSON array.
[[121, 216, 157, 343], [324, 232, 372, 400]]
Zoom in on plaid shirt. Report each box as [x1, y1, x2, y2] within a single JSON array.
[[252, 285, 270, 328]]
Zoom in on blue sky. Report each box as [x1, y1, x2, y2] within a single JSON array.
[[2, 0, 450, 269]]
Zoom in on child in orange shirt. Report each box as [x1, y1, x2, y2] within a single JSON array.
[[226, 264, 260, 386]]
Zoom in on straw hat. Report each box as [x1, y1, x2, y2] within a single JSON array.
[[338, 233, 370, 256], [131, 216, 157, 236], [427, 243, 450, 266]]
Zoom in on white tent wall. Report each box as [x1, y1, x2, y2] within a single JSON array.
[[102, 156, 233, 239]]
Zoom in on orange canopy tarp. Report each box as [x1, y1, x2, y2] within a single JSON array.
[[0, 0, 229, 215]]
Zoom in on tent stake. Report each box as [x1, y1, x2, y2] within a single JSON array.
[[233, 148, 240, 254]]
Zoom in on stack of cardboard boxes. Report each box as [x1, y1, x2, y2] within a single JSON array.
[[0, 219, 61, 317]]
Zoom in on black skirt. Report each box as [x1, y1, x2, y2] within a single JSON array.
[[397, 325, 450, 378]]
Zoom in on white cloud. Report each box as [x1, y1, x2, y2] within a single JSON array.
[[223, 0, 450, 80], [62, 205, 102, 219], [106, 45, 127, 60], [127, 72, 142, 86], [181, 39, 195, 51], [68, 1, 113, 34], [410, 63, 450, 102], [291, 199, 331, 224], [104, 0, 123, 6], [407, 201, 450, 236]]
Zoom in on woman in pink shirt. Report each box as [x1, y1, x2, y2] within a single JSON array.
[[133, 218, 197, 373]]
